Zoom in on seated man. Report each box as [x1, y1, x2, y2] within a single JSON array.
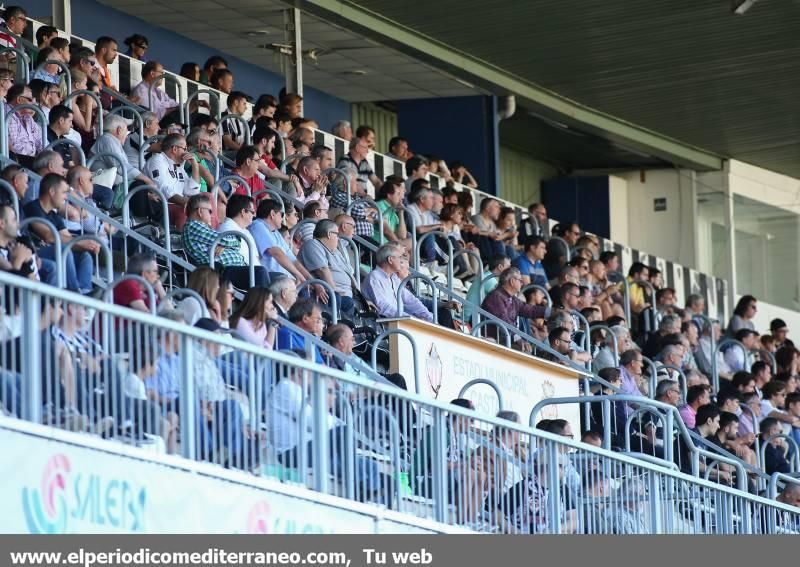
[[297, 219, 356, 319], [249, 199, 315, 283], [22, 173, 97, 294], [405, 183, 442, 263], [182, 194, 269, 289], [361, 242, 455, 327], [276, 298, 325, 364], [470, 197, 506, 260], [465, 254, 510, 322], [373, 176, 410, 246], [6, 84, 44, 167], [0, 203, 53, 285], [131, 60, 181, 120], [90, 114, 154, 194], [514, 236, 548, 287], [481, 266, 550, 351], [760, 417, 792, 475], [146, 133, 201, 230]]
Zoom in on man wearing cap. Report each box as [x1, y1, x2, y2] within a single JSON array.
[[131, 61, 181, 120], [771, 318, 792, 350]]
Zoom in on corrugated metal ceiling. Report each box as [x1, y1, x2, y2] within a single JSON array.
[[348, 0, 800, 177]]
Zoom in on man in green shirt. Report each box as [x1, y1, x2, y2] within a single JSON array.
[[373, 175, 410, 247]]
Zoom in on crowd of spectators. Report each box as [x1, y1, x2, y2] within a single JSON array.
[[0, 6, 799, 530]]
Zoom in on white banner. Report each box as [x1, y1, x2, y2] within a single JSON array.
[[0, 423, 441, 534]]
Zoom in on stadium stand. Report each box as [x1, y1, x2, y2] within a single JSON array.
[[0, 6, 798, 534]]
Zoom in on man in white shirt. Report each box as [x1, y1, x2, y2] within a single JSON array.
[[131, 61, 180, 120], [146, 133, 200, 230], [218, 194, 259, 265], [90, 113, 154, 189]]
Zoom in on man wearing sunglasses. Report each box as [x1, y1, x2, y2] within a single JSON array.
[[146, 133, 200, 230], [6, 84, 43, 167]]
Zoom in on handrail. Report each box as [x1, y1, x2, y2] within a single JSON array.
[[339, 236, 361, 289], [395, 273, 439, 325], [693, 313, 717, 381], [346, 196, 384, 245], [712, 338, 748, 394], [6, 104, 48, 150], [0, 47, 30, 82], [185, 89, 221, 130], [207, 229, 258, 288], [279, 152, 307, 173], [63, 89, 105, 137], [219, 114, 251, 146], [270, 127, 286, 164], [738, 402, 761, 476], [608, 270, 632, 325], [34, 60, 72, 95], [108, 105, 145, 166], [18, 217, 64, 288], [87, 152, 130, 194], [470, 319, 512, 348], [370, 328, 421, 394], [549, 235, 570, 266], [687, 428, 768, 486], [149, 74, 185, 125], [413, 230, 451, 284], [160, 288, 209, 318], [458, 378, 505, 412], [0, 179, 20, 218], [659, 363, 688, 401], [251, 186, 305, 210], [633, 278, 657, 334], [571, 308, 592, 354], [640, 354, 659, 399], [589, 323, 620, 368], [768, 472, 800, 500], [43, 136, 86, 166], [61, 234, 114, 286], [103, 274, 156, 315], [101, 85, 143, 111], [120, 185, 173, 281], [761, 435, 800, 473], [521, 283, 552, 308], [212, 174, 252, 202], [323, 167, 351, 210], [354, 405, 402, 510], [757, 348, 778, 375], [296, 278, 338, 324], [479, 272, 499, 305], [623, 406, 677, 463], [288, 218, 316, 240]]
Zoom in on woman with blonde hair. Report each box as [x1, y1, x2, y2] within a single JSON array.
[[181, 267, 221, 325]]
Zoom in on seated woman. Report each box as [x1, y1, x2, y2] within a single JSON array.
[[438, 204, 481, 281]]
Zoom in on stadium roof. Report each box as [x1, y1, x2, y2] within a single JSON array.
[[101, 0, 800, 176]]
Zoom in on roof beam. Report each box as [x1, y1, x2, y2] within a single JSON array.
[[292, 0, 724, 171]]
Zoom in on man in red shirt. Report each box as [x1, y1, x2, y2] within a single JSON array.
[[113, 252, 166, 313], [230, 145, 266, 200]]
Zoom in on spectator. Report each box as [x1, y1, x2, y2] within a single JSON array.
[[361, 242, 433, 323], [131, 61, 181, 120], [91, 114, 154, 189], [94, 36, 119, 90], [218, 194, 258, 264], [679, 385, 711, 428], [542, 326, 580, 365], [695, 319, 732, 381], [403, 155, 429, 192], [331, 120, 352, 141], [229, 287, 278, 350], [0, 6, 26, 50], [201, 56, 228, 86], [374, 177, 409, 245], [760, 381, 799, 433], [46, 105, 76, 169], [465, 255, 510, 322], [0, 203, 44, 283], [738, 391, 762, 438], [406, 185, 442, 263], [626, 262, 651, 317], [593, 326, 630, 374], [252, 127, 293, 184], [298, 219, 356, 318], [210, 68, 234, 94], [68, 69, 96, 141], [448, 160, 477, 188], [775, 346, 799, 376], [513, 236, 548, 287], [269, 276, 298, 319], [724, 329, 758, 372], [518, 203, 547, 240], [438, 203, 481, 280], [221, 91, 250, 151], [182, 194, 269, 288], [618, 349, 647, 415], [32, 47, 63, 85], [785, 392, 800, 450], [280, 93, 303, 119], [685, 293, 706, 318], [0, 68, 13, 105], [276, 298, 325, 364], [146, 132, 202, 228], [180, 62, 200, 82], [760, 417, 792, 475], [770, 318, 792, 349], [481, 267, 549, 351], [387, 136, 409, 162], [249, 199, 315, 283], [0, 164, 28, 206], [123, 34, 149, 61], [249, 95, 278, 131], [6, 84, 43, 167], [728, 295, 757, 336], [336, 137, 382, 197], [775, 483, 800, 509], [232, 145, 266, 199], [69, 46, 102, 87], [22, 173, 96, 294], [113, 252, 166, 312], [295, 156, 330, 210]]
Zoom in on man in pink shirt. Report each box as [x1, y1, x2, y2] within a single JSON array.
[[678, 385, 711, 428]]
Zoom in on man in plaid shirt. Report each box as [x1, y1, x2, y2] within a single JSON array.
[[330, 166, 379, 243], [182, 194, 269, 288]]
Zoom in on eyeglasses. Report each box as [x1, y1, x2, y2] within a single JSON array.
[[134, 43, 148, 49], [207, 128, 218, 135], [244, 209, 255, 215], [198, 207, 213, 214], [17, 95, 32, 102], [328, 231, 340, 237], [173, 145, 188, 152]]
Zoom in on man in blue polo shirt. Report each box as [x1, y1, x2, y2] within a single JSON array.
[[513, 236, 549, 288], [249, 198, 315, 283], [277, 298, 325, 365]]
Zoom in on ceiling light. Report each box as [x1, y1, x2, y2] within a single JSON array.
[[246, 30, 271, 36], [342, 69, 368, 76], [732, 0, 759, 15]]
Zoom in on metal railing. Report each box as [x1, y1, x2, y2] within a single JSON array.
[[34, 60, 72, 94], [0, 179, 20, 217], [207, 229, 259, 288], [43, 137, 86, 166], [149, 75, 185, 124], [63, 89, 104, 136], [712, 338, 748, 394], [0, 270, 798, 533]]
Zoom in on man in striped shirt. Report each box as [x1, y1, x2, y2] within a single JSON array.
[[0, 6, 27, 51]]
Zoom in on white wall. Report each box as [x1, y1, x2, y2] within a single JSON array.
[[749, 298, 800, 341], [607, 175, 629, 245], [618, 169, 698, 267]]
